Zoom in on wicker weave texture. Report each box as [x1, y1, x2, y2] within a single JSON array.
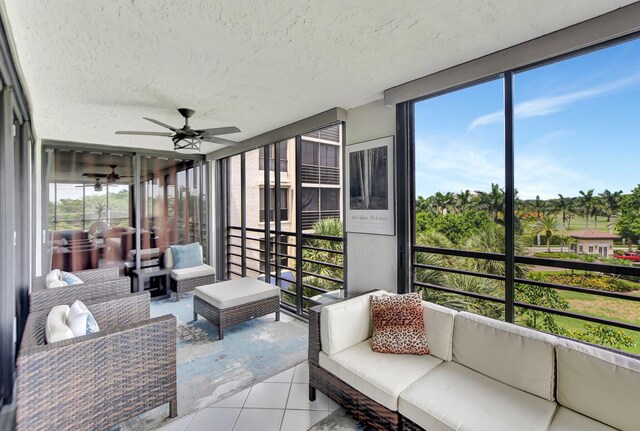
[[170, 274, 215, 301], [16, 292, 177, 431], [29, 277, 130, 313], [401, 416, 426, 431], [32, 266, 120, 290], [194, 295, 280, 339], [308, 304, 402, 431]]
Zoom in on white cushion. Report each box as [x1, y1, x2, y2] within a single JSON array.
[[319, 338, 442, 410], [556, 338, 640, 431], [453, 311, 558, 401], [399, 361, 558, 431], [164, 248, 174, 268], [320, 291, 386, 356], [66, 300, 100, 337], [549, 407, 618, 431], [170, 264, 215, 281], [195, 278, 280, 309], [45, 305, 74, 343], [421, 300, 457, 361], [45, 269, 68, 288]]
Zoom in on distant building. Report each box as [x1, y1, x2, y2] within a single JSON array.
[[569, 229, 620, 256]]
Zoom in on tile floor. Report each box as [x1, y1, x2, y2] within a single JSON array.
[[155, 362, 339, 431]]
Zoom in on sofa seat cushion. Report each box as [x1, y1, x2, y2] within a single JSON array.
[[556, 338, 640, 431], [399, 361, 557, 431], [195, 278, 279, 310], [549, 407, 618, 431], [319, 338, 442, 411], [170, 264, 215, 281]]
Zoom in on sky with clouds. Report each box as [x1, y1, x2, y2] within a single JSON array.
[[414, 37, 640, 200]]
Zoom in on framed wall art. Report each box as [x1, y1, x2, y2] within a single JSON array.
[[345, 136, 395, 235]]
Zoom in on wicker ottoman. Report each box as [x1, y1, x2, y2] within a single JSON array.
[[193, 278, 281, 339]]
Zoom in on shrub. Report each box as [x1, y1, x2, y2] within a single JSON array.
[[529, 272, 634, 292]]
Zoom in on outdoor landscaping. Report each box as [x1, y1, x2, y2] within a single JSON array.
[[415, 184, 640, 353]]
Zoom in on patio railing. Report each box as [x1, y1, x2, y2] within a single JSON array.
[[226, 225, 343, 318]]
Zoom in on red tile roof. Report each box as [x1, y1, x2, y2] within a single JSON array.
[[568, 229, 620, 240]]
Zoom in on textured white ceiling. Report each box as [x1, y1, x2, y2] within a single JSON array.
[[2, 0, 636, 153]]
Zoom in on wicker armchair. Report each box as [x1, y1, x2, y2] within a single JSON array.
[[30, 267, 130, 313], [16, 292, 177, 431]]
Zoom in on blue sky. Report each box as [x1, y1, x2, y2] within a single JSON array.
[[414, 37, 640, 200]]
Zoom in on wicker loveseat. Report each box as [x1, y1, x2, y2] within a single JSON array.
[[30, 267, 130, 313], [16, 292, 177, 431], [309, 291, 640, 431]]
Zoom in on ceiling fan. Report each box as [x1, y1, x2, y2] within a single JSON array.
[[82, 165, 132, 184], [76, 179, 104, 192], [115, 108, 241, 152]]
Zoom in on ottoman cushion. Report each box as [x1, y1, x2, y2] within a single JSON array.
[[195, 278, 280, 310]]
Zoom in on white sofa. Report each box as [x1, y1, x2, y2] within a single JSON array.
[[308, 291, 640, 431]]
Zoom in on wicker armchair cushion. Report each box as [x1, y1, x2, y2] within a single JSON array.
[[170, 264, 215, 281], [168, 243, 203, 269], [61, 271, 83, 285], [67, 300, 100, 337], [45, 305, 74, 343], [46, 269, 67, 288]]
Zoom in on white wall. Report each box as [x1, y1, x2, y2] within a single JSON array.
[[345, 99, 397, 293]]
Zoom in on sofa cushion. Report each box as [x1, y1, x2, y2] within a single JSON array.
[[370, 293, 429, 355], [399, 361, 557, 431], [45, 305, 74, 343], [170, 243, 203, 269], [549, 407, 618, 431], [60, 271, 83, 285], [170, 264, 215, 281], [453, 311, 557, 401], [45, 269, 68, 288], [320, 291, 386, 356], [421, 300, 457, 361], [556, 338, 640, 431], [319, 338, 442, 410], [195, 278, 280, 310]]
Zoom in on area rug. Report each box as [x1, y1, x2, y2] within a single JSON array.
[[308, 408, 372, 431], [115, 293, 308, 431]]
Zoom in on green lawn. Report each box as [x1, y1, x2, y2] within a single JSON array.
[[555, 290, 640, 354], [564, 215, 612, 232]]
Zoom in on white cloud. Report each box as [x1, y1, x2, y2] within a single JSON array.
[[467, 72, 640, 130]]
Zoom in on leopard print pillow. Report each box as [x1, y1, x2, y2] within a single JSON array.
[[370, 293, 429, 355]]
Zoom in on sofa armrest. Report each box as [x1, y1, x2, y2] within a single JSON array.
[[29, 277, 131, 313], [16, 314, 176, 431], [308, 304, 323, 365], [86, 291, 150, 329]]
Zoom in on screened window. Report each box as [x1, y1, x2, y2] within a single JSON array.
[[260, 187, 289, 222]]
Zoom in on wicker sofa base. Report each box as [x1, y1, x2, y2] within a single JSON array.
[[170, 274, 215, 301], [193, 294, 280, 339], [309, 362, 402, 431]]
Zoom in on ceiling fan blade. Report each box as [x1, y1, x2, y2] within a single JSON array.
[[198, 126, 241, 136], [82, 173, 108, 178], [115, 131, 173, 136], [143, 117, 179, 132], [201, 136, 239, 146]]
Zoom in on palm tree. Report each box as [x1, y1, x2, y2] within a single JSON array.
[[578, 189, 595, 229], [474, 183, 505, 224], [455, 190, 472, 213], [531, 214, 565, 253], [434, 191, 455, 215], [553, 194, 570, 228], [599, 189, 623, 233], [530, 195, 546, 245]]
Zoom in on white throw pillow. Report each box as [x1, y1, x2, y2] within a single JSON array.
[[45, 305, 74, 343], [45, 269, 68, 288], [66, 300, 100, 337]]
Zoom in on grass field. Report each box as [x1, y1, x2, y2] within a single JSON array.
[[556, 289, 640, 354]]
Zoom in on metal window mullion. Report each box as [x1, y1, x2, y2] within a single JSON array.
[[295, 136, 304, 315], [264, 145, 271, 278], [134, 154, 141, 271], [274, 143, 282, 284], [504, 72, 515, 323], [241, 153, 247, 277], [397, 102, 413, 294]]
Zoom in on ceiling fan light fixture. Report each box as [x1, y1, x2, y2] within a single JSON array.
[[94, 183, 103, 192], [173, 136, 201, 153]]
